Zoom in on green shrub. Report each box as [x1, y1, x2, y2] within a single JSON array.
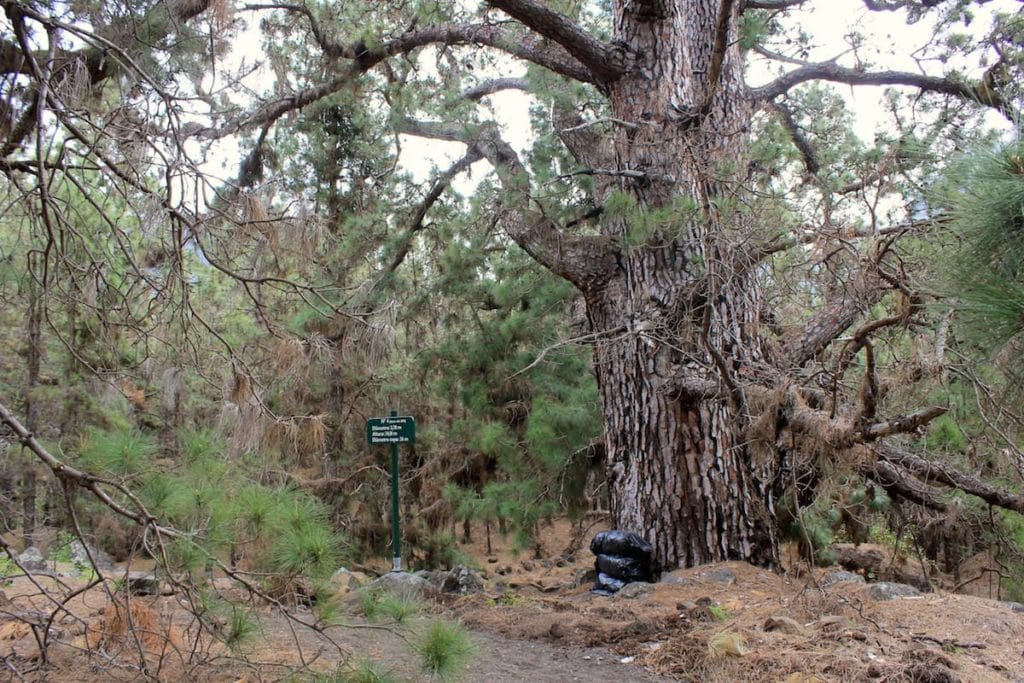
[[0, 555, 17, 586], [415, 620, 473, 681], [924, 414, 968, 452], [339, 658, 401, 683], [223, 605, 259, 652], [357, 588, 419, 624]]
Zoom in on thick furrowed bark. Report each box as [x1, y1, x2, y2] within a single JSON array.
[[584, 0, 779, 570], [587, 231, 778, 570], [602, 373, 778, 568]]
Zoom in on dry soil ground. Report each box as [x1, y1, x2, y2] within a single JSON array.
[[2, 518, 1023, 682]]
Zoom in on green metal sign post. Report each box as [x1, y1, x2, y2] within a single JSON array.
[[366, 411, 416, 572]]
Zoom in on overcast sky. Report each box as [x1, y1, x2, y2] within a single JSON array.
[[201, 1, 1019, 192]]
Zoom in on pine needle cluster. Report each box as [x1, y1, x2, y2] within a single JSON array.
[[77, 426, 345, 581], [414, 619, 474, 681], [933, 133, 1024, 368]]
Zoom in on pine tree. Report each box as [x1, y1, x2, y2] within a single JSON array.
[[4, 0, 1024, 572]]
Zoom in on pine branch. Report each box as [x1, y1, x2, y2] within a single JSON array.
[[781, 259, 886, 367], [396, 118, 621, 290], [860, 406, 948, 441], [752, 62, 1017, 120], [1, 0, 214, 83], [194, 23, 595, 141], [876, 443, 1024, 514], [696, 0, 738, 117], [743, 0, 809, 9], [862, 0, 943, 11], [487, 0, 626, 83], [0, 399, 173, 534], [866, 459, 948, 511], [377, 148, 485, 282], [460, 77, 530, 100], [0, 35, 28, 75], [769, 100, 820, 175]]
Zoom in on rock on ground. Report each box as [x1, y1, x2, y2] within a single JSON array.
[[867, 581, 921, 601], [367, 571, 438, 600], [67, 540, 113, 569], [614, 582, 654, 599], [440, 566, 484, 595], [821, 570, 866, 587], [16, 546, 45, 571]]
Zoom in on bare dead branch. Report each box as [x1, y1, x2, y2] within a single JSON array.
[[876, 443, 1024, 515], [861, 406, 948, 441]]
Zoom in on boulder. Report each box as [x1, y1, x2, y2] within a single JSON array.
[[329, 568, 367, 598], [17, 546, 46, 571], [67, 540, 114, 570], [867, 581, 921, 601], [703, 568, 737, 584], [834, 543, 930, 591], [821, 570, 866, 587], [573, 567, 597, 588], [615, 581, 654, 599], [439, 566, 484, 595], [764, 616, 805, 635], [660, 570, 694, 586], [366, 571, 437, 601], [123, 571, 171, 596]]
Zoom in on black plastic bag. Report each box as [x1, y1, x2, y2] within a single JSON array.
[[592, 572, 625, 595], [589, 530, 653, 560], [596, 553, 652, 582]]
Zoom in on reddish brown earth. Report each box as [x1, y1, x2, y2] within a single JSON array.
[[2, 519, 1023, 681]]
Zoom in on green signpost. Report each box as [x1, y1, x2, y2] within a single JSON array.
[[366, 411, 416, 572]]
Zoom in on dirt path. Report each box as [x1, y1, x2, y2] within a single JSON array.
[[463, 631, 666, 682], [252, 606, 669, 682]]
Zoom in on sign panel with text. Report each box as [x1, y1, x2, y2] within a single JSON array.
[[366, 415, 416, 445]]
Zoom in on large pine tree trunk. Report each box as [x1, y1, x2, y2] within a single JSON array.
[[588, 0, 779, 569]]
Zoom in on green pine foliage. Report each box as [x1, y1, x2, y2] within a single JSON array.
[[779, 484, 893, 566], [266, 495, 342, 579], [223, 605, 260, 652], [933, 133, 1024, 362], [397, 206, 601, 558], [359, 589, 421, 624], [78, 427, 159, 478], [924, 413, 969, 452], [336, 658, 402, 683], [63, 424, 349, 580], [414, 620, 474, 681]]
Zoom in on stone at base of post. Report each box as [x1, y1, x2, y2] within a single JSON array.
[[392, 556, 402, 572]]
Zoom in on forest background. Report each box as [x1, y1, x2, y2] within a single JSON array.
[[1, 0, 1024, 677]]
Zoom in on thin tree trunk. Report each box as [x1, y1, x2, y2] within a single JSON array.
[[21, 260, 43, 549]]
